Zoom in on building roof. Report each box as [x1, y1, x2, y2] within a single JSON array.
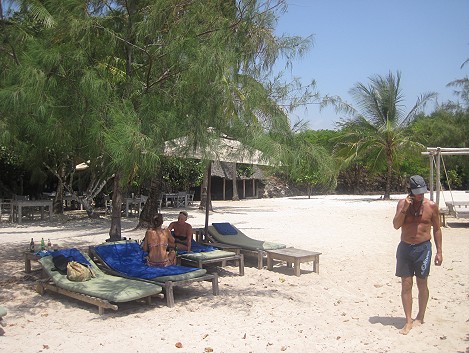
[[211, 161, 264, 180]]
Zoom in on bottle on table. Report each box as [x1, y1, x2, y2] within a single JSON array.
[[29, 238, 35, 252], [47, 239, 51, 250], [40, 238, 45, 251]]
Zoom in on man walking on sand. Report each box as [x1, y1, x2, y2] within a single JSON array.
[[392, 175, 443, 335]]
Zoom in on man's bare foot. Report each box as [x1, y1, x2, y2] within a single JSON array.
[[399, 322, 413, 335], [413, 318, 424, 327]]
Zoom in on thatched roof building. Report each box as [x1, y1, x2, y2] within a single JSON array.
[[210, 161, 265, 200]]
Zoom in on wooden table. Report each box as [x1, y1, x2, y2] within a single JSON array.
[[24, 251, 41, 273], [124, 197, 147, 217], [63, 195, 83, 210], [266, 248, 322, 276], [162, 193, 177, 207], [162, 193, 188, 208], [11, 200, 53, 224]]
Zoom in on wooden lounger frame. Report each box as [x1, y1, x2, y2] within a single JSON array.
[[203, 231, 266, 270], [155, 274, 219, 308], [178, 252, 245, 276], [36, 279, 153, 315], [88, 247, 219, 308]]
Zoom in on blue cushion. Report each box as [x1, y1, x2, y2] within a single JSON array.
[[94, 242, 198, 279], [178, 240, 216, 255], [51, 248, 91, 266], [212, 222, 238, 235]]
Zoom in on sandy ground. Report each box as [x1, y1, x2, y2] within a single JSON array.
[[0, 192, 468, 353]]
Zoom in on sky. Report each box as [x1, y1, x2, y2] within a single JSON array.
[[274, 0, 469, 130]]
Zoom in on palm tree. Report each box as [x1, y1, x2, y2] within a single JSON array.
[[327, 71, 436, 199]]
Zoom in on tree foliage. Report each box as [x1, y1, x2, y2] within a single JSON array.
[[0, 1, 316, 234], [325, 71, 436, 199], [286, 130, 337, 196], [409, 109, 469, 189]]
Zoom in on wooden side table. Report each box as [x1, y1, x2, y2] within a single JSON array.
[[266, 248, 322, 276], [24, 251, 41, 273]]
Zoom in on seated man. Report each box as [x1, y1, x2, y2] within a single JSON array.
[[167, 211, 193, 252], [142, 214, 176, 267]]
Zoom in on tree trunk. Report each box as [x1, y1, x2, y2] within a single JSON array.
[[53, 164, 65, 214], [231, 162, 239, 201], [81, 197, 100, 219], [199, 163, 212, 211], [108, 173, 123, 241], [384, 150, 393, 200], [138, 174, 162, 229]]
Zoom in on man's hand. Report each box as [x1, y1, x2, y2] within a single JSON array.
[[402, 194, 413, 212], [434, 253, 443, 266]]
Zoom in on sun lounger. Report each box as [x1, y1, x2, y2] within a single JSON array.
[[178, 240, 244, 276], [37, 248, 162, 315], [207, 223, 286, 269], [89, 241, 219, 307]]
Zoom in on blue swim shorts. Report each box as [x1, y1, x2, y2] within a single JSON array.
[[395, 240, 432, 278]]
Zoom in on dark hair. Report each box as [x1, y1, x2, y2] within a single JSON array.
[[152, 214, 164, 228]]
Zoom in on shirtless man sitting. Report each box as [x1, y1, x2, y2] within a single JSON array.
[[167, 211, 193, 252], [392, 175, 443, 335], [142, 214, 176, 267]]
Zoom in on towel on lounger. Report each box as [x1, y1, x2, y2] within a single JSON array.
[[93, 242, 198, 279]]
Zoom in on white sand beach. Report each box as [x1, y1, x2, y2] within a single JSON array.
[[0, 192, 468, 353]]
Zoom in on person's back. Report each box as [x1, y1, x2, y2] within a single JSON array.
[[142, 214, 175, 267]]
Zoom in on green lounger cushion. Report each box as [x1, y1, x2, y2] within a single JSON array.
[[150, 268, 207, 282], [180, 249, 236, 261], [0, 306, 6, 317], [208, 224, 286, 251], [39, 253, 162, 303]]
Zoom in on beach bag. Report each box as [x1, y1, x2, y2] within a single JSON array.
[[66, 261, 95, 282]]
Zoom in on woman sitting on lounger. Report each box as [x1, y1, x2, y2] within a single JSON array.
[[142, 214, 176, 267]]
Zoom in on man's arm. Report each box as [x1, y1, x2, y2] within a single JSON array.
[[393, 198, 410, 229], [185, 224, 193, 252], [431, 202, 443, 266], [167, 222, 175, 231], [166, 229, 175, 248]]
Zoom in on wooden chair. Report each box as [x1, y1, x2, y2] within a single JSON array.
[[176, 191, 187, 208], [0, 199, 12, 222], [187, 191, 195, 205]]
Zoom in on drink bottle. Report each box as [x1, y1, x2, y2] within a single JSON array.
[[47, 239, 51, 250], [40, 238, 45, 251], [30, 238, 35, 252]]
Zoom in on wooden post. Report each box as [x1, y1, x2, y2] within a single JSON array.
[[429, 153, 434, 201], [436, 147, 441, 206]]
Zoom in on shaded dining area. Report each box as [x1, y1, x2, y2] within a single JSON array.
[[0, 196, 53, 224], [159, 191, 195, 209], [104, 191, 194, 218]]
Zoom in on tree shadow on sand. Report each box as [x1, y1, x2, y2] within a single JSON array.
[[369, 315, 405, 329], [444, 221, 469, 229]]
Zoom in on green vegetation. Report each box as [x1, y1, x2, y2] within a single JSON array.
[[0, 1, 468, 236]]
